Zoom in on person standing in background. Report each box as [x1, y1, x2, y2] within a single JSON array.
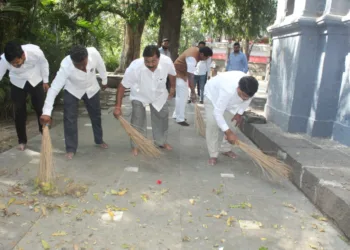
[[0, 41, 49, 151], [226, 42, 248, 73], [159, 38, 172, 92], [194, 41, 211, 104]]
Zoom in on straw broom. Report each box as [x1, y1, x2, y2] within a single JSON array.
[[118, 116, 162, 157], [194, 106, 290, 179], [194, 104, 206, 137], [38, 125, 54, 183]]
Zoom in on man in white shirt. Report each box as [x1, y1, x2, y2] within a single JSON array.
[[40, 45, 108, 160], [113, 45, 176, 156], [194, 42, 211, 104], [159, 38, 171, 58], [204, 71, 258, 166], [0, 41, 49, 151], [172, 46, 213, 126]]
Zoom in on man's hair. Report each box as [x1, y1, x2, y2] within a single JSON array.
[[69, 45, 88, 63], [234, 42, 240, 47], [143, 45, 160, 58], [199, 46, 213, 57], [4, 41, 24, 62], [239, 76, 259, 97], [162, 38, 169, 42], [198, 41, 206, 46]]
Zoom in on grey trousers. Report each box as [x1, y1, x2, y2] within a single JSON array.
[[130, 100, 169, 148], [64, 90, 103, 153]]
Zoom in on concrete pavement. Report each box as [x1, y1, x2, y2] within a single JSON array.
[[0, 95, 349, 250]]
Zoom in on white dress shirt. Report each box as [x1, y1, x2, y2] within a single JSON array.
[[204, 71, 252, 132], [159, 47, 171, 58], [122, 54, 176, 112], [43, 47, 107, 116], [194, 57, 211, 76], [0, 44, 49, 88]]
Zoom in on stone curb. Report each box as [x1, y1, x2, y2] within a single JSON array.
[[241, 121, 350, 239]]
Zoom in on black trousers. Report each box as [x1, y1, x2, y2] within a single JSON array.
[[11, 82, 45, 144]]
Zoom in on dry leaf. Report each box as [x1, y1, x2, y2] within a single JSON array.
[[160, 188, 169, 195], [311, 214, 327, 222], [261, 238, 267, 241], [8, 197, 16, 206], [309, 243, 318, 249], [312, 224, 317, 229], [213, 214, 222, 219], [93, 193, 100, 201], [111, 188, 128, 196], [121, 243, 131, 249], [189, 199, 195, 205], [227, 216, 235, 227], [52, 231, 67, 236], [187, 211, 192, 217], [229, 202, 252, 209], [203, 224, 208, 228], [41, 205, 47, 216], [319, 228, 325, 232], [182, 236, 190, 242], [41, 239, 50, 249], [282, 202, 297, 212], [273, 224, 279, 229], [220, 210, 228, 216], [141, 194, 149, 202]]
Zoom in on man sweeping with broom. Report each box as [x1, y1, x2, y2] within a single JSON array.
[[204, 71, 258, 166], [113, 45, 176, 156], [40, 45, 109, 160]]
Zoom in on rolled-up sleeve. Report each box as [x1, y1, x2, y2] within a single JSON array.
[[91, 48, 108, 85], [185, 57, 197, 74], [42, 66, 69, 116], [213, 89, 232, 132]]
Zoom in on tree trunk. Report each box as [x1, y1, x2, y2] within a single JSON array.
[[157, 0, 184, 61], [115, 21, 145, 73], [244, 38, 250, 61]]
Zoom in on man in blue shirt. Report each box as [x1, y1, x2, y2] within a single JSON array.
[[226, 42, 248, 73]]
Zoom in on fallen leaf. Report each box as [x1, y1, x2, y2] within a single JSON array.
[[319, 228, 325, 232], [160, 189, 169, 195], [308, 243, 318, 249], [213, 214, 222, 219], [312, 224, 317, 229], [0, 203, 6, 209], [226, 216, 235, 227], [52, 231, 67, 236], [107, 209, 114, 219], [8, 197, 16, 206], [282, 202, 297, 212], [220, 210, 228, 216], [203, 224, 208, 228], [261, 238, 267, 241], [141, 194, 149, 202], [187, 211, 192, 217], [221, 239, 226, 243], [111, 188, 128, 196], [106, 204, 128, 211], [338, 235, 349, 242], [189, 199, 195, 205], [129, 201, 136, 207], [93, 193, 100, 201], [41, 205, 47, 216], [41, 239, 50, 249], [121, 243, 131, 249], [229, 202, 252, 209], [273, 224, 279, 229], [259, 247, 268, 250], [311, 214, 327, 222], [182, 236, 190, 242]]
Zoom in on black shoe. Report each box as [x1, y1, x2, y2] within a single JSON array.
[[177, 121, 190, 126], [200, 101, 204, 104]]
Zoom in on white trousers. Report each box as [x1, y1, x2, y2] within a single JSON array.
[[204, 97, 236, 158], [172, 78, 188, 122]]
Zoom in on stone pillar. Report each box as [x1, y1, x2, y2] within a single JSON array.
[[332, 11, 350, 145], [306, 1, 349, 137], [266, 0, 350, 137], [265, 0, 320, 133]]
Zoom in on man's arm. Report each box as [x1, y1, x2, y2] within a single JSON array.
[[115, 83, 125, 108], [242, 53, 249, 73], [42, 66, 68, 117], [36, 48, 49, 84], [167, 59, 177, 98], [92, 48, 108, 87], [0, 57, 9, 82]]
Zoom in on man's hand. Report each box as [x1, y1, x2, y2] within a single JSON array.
[[113, 106, 122, 119], [101, 84, 108, 91], [190, 89, 197, 103], [224, 129, 238, 144], [168, 88, 175, 100], [40, 115, 51, 125], [43, 83, 49, 92], [232, 114, 243, 127]]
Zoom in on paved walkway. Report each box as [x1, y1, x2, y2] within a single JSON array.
[[0, 96, 349, 250]]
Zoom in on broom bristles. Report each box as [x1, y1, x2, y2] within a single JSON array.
[[118, 116, 162, 158], [194, 105, 290, 180], [194, 104, 206, 137], [38, 125, 54, 183], [236, 140, 291, 180]]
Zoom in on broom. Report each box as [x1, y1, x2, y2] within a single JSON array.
[[194, 106, 290, 179], [38, 125, 54, 183], [194, 104, 206, 137], [118, 116, 162, 158]]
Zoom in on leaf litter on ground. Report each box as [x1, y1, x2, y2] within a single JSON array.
[[111, 188, 128, 196], [229, 202, 252, 209]]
